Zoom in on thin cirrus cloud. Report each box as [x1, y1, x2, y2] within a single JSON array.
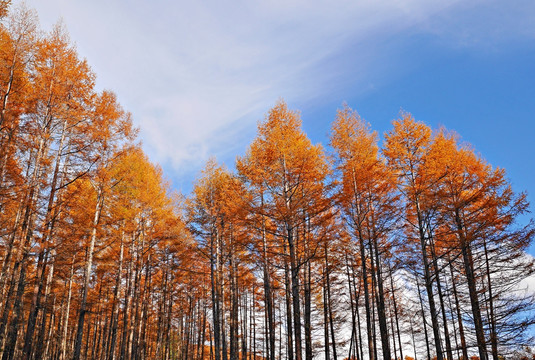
[[17, 0, 535, 189]]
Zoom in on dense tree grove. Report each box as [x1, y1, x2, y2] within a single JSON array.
[[0, 3, 534, 360]]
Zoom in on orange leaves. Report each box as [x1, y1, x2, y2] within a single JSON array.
[[383, 113, 434, 206], [331, 104, 378, 166], [330, 104, 398, 238], [91, 91, 134, 146], [238, 101, 330, 225], [382, 110, 533, 273], [383, 112, 432, 172], [191, 159, 246, 225], [108, 146, 172, 227], [29, 23, 94, 118], [188, 158, 252, 269], [425, 128, 526, 250], [239, 101, 328, 188], [332, 105, 387, 201]]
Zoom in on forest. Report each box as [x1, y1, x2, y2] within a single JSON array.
[[1, 2, 535, 360]]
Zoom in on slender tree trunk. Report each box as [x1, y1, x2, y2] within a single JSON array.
[[429, 238, 453, 360], [34, 249, 57, 360], [369, 250, 378, 360], [389, 300, 397, 360], [456, 211, 487, 360], [21, 248, 47, 360], [288, 225, 303, 360], [73, 186, 104, 360], [445, 272, 461, 360], [61, 259, 75, 360], [260, 194, 276, 360], [229, 239, 239, 360], [303, 263, 312, 360], [2, 261, 27, 360], [155, 261, 166, 360], [388, 268, 403, 360], [352, 263, 364, 360], [264, 289, 269, 359], [371, 232, 390, 360], [252, 293, 256, 360], [108, 233, 124, 360], [461, 244, 487, 360], [202, 303, 207, 360], [326, 250, 337, 360], [409, 317, 418, 360], [0, 204, 23, 306], [414, 199, 443, 360], [130, 231, 143, 360], [482, 237, 498, 360], [43, 294, 56, 360], [323, 269, 330, 360], [415, 274, 431, 360], [219, 231, 228, 360], [357, 230, 374, 360], [345, 255, 357, 360], [283, 242, 294, 360], [304, 238, 312, 360], [120, 235, 135, 360], [139, 253, 151, 360], [211, 230, 221, 360], [448, 258, 468, 360]]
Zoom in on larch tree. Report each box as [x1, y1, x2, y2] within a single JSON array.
[[428, 129, 535, 359], [383, 113, 445, 360], [72, 89, 134, 360], [330, 105, 399, 360], [188, 159, 250, 360], [237, 101, 331, 360]]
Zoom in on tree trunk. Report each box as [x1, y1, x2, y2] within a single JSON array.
[[448, 257, 468, 360], [326, 247, 337, 360], [461, 244, 487, 360], [388, 268, 403, 360], [73, 186, 104, 360], [429, 238, 453, 360], [415, 199, 443, 360], [415, 274, 431, 360], [482, 237, 498, 360], [371, 231, 390, 360], [456, 210, 488, 360], [288, 225, 303, 360], [323, 269, 330, 360], [210, 229, 221, 360], [108, 233, 124, 360], [261, 202, 275, 360], [2, 261, 27, 360], [283, 241, 294, 360], [357, 230, 374, 360], [229, 237, 239, 360], [119, 236, 134, 360], [61, 259, 75, 360], [304, 259, 312, 360]]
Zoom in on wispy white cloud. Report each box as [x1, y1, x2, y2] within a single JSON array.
[[17, 0, 535, 189]]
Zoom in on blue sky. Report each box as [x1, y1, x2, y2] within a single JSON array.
[[16, 0, 535, 252]]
